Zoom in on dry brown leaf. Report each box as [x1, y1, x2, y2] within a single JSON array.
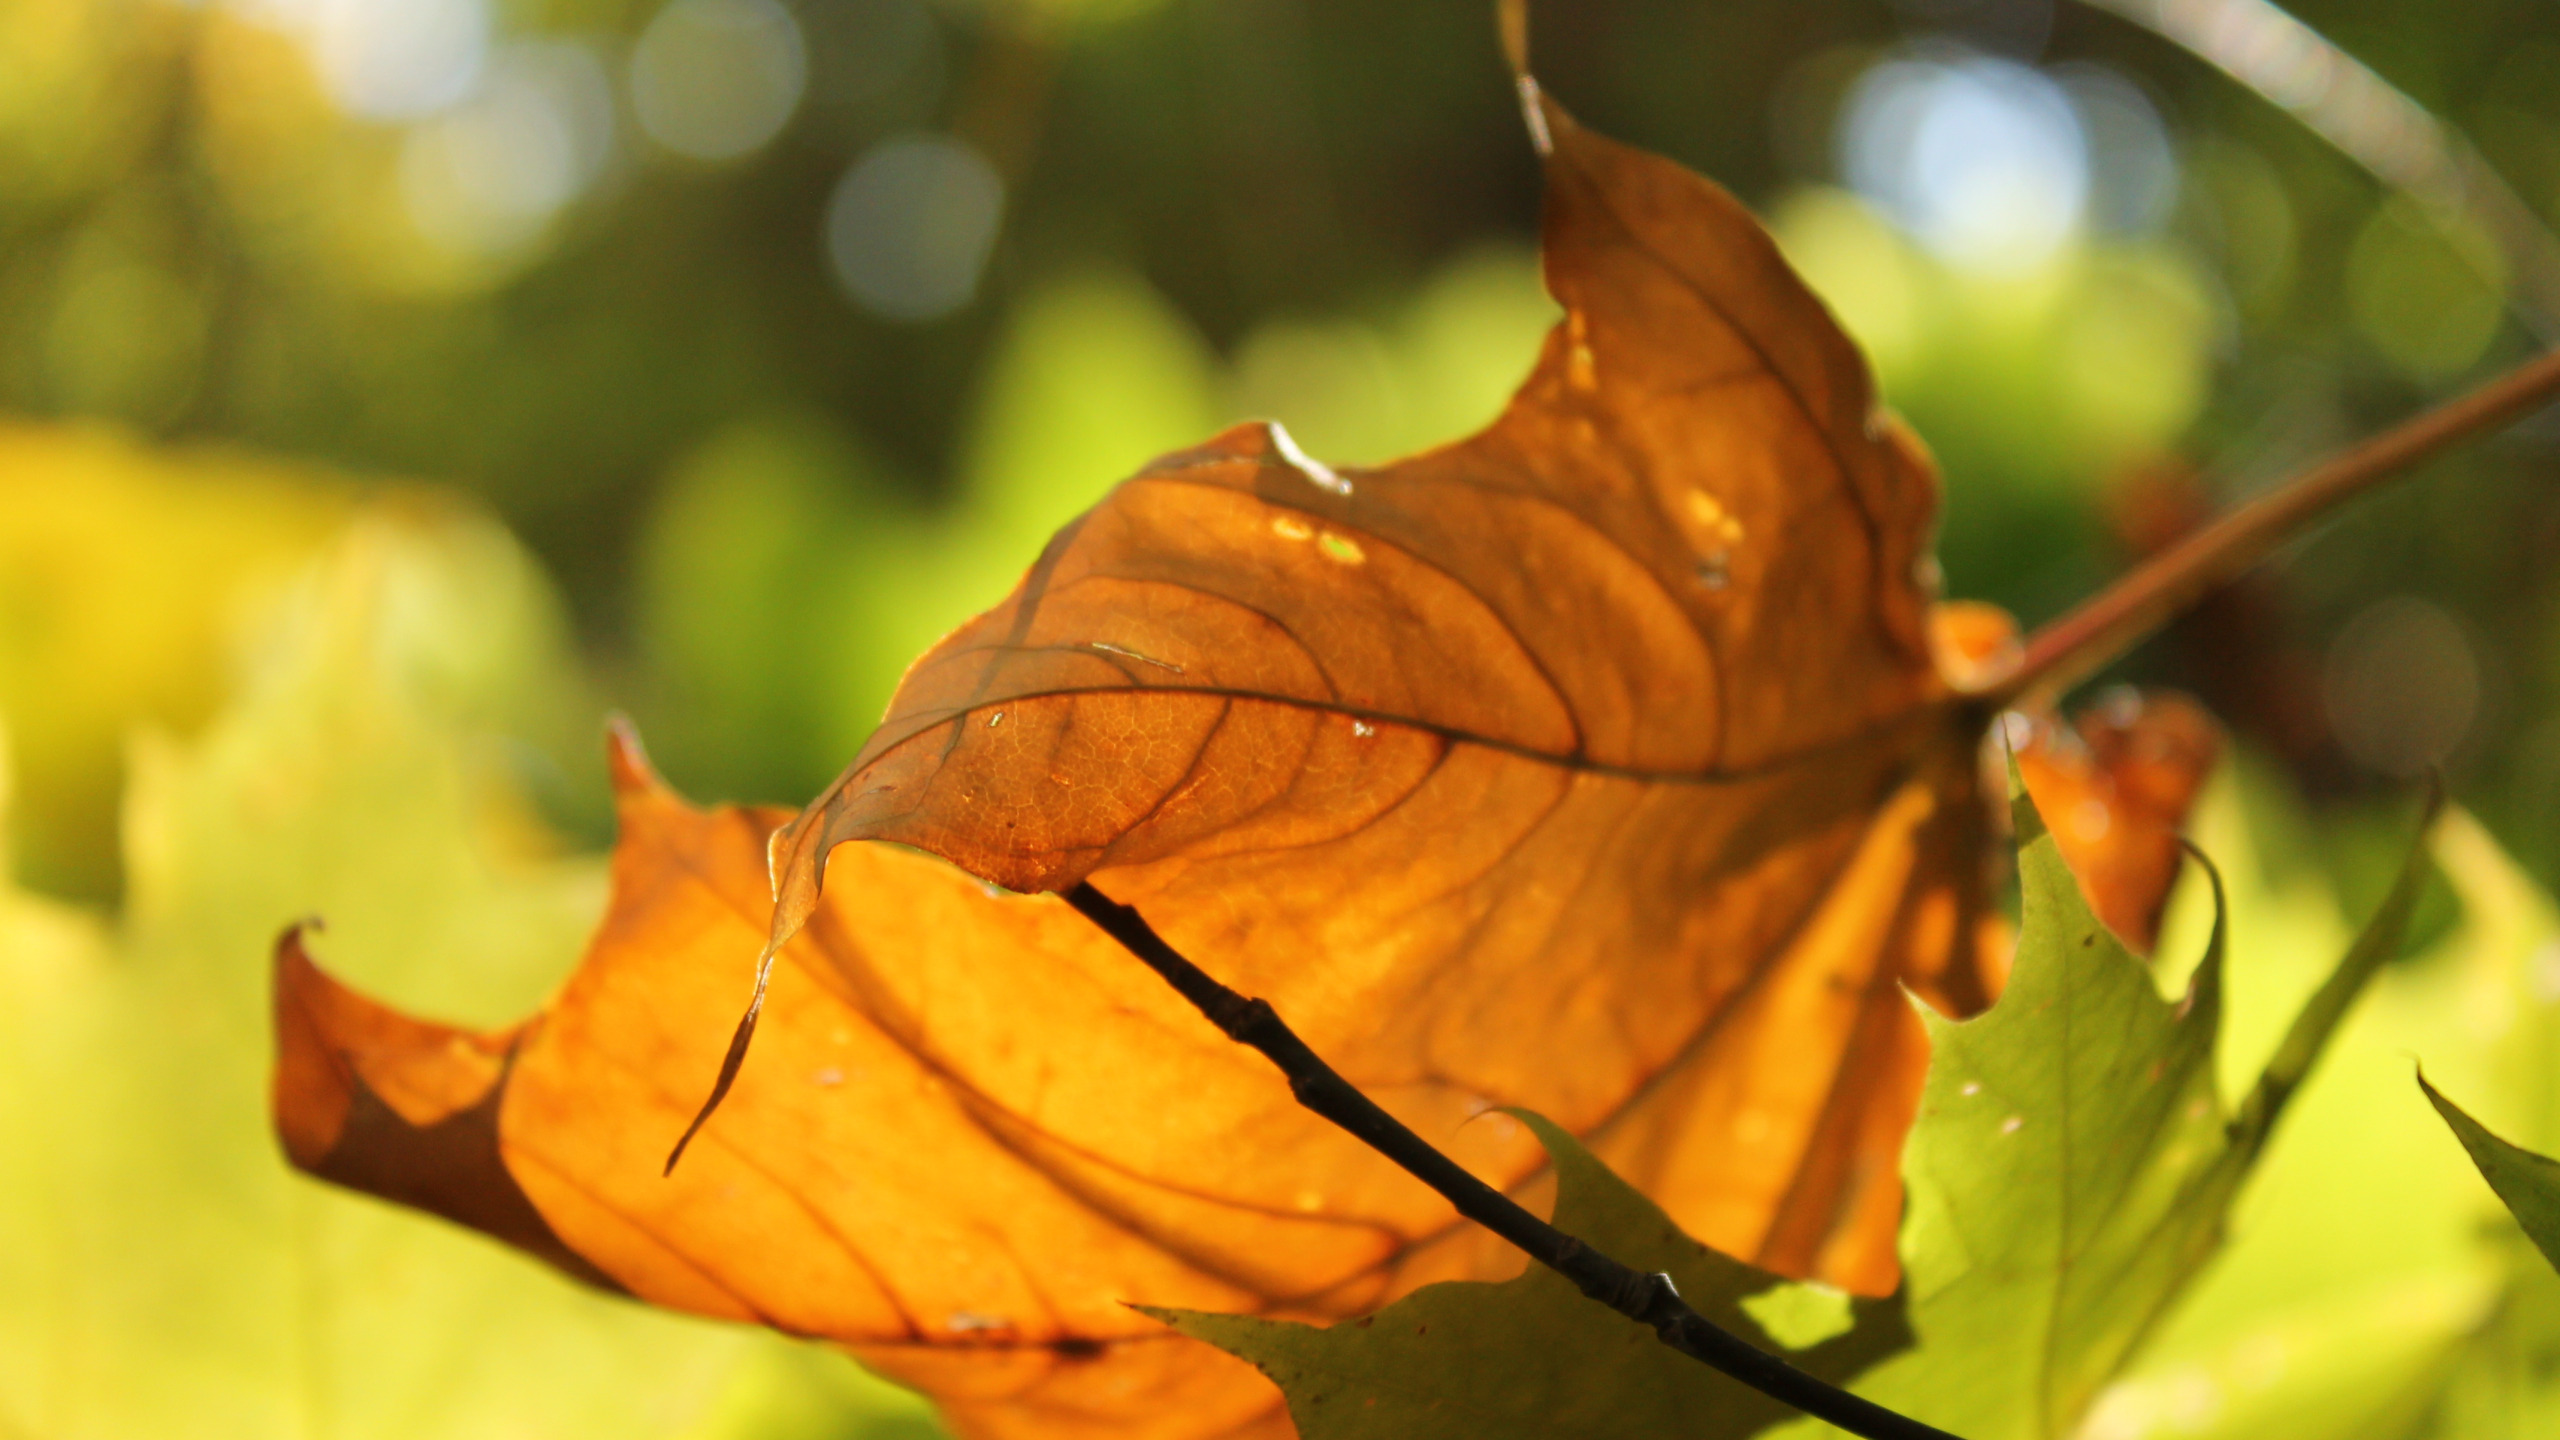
[[761, 80, 2007, 1289], [277, 729, 1324, 1438], [273, 78, 2055, 1440]]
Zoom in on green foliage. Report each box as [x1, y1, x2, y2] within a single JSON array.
[[12, 475, 2554, 1440], [7, 3, 2560, 1433], [2417, 1073, 2560, 1440], [0, 508, 938, 1440], [0, 427, 350, 900], [1838, 777, 2427, 1438], [621, 255, 1562, 809], [1842, 792, 2237, 1438], [1766, 192, 2214, 622], [2424, 1079, 2560, 1279], [633, 414, 925, 805], [1153, 1111, 1909, 1440], [1225, 246, 1554, 466], [2072, 771, 2560, 1440]]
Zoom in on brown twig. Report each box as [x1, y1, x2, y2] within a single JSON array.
[[1063, 882, 1963, 1440], [1997, 347, 2560, 706]]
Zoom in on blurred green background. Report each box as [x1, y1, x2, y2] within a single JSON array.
[[4, 0, 2560, 1436]]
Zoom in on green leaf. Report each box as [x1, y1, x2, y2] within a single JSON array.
[[1836, 788, 2233, 1437], [1833, 775, 2435, 1439], [632, 413, 922, 805], [1152, 1111, 1911, 1440], [2423, 1075, 2560, 1277], [0, 425, 353, 901], [2073, 771, 2556, 1440], [2400, 1074, 2560, 1437], [0, 502, 936, 1440]]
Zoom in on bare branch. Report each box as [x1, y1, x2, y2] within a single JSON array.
[[1997, 346, 2560, 705], [1064, 881, 1964, 1440]]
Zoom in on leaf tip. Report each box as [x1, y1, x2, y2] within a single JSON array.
[[664, 940, 777, 1175], [1927, 599, 2023, 694], [1494, 2, 1556, 157], [267, 928, 625, 1293], [1516, 75, 1554, 158], [271, 922, 357, 1170], [2415, 1065, 2464, 1124], [604, 713, 669, 801]]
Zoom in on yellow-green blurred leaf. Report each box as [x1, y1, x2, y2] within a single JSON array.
[[2081, 769, 2560, 1438], [0, 423, 351, 900], [0, 496, 935, 1440]]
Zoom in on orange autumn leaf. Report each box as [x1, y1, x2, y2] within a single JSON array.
[[2011, 691, 2224, 954], [277, 729, 1322, 1439], [759, 78, 2004, 1292], [264, 65, 2091, 1440]]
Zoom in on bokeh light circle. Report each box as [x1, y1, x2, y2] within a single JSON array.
[[630, 0, 807, 162], [310, 0, 491, 120], [2346, 196, 2508, 383], [2323, 595, 2482, 776], [1839, 53, 2089, 269], [825, 134, 1005, 323], [401, 42, 616, 256], [2060, 67, 2178, 236]]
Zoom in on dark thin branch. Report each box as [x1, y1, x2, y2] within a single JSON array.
[[1064, 881, 1962, 1440]]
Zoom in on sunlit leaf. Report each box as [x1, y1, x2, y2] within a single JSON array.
[[766, 69, 2002, 1305], [1822, 771, 2433, 1439], [2067, 774, 2547, 1440], [264, 50, 2269, 1440]]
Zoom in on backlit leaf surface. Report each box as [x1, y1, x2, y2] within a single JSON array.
[[1822, 777, 2432, 1438], [1153, 1112, 1909, 1440], [763, 66, 2004, 1298], [2068, 776, 2525, 1440]]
